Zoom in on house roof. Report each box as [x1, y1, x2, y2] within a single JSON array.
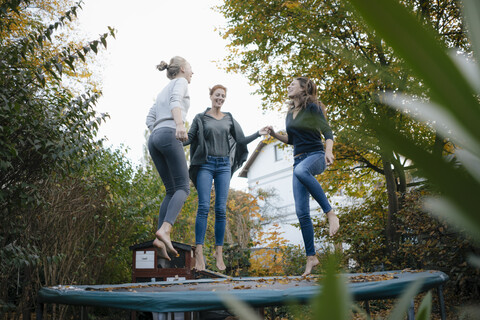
[[238, 139, 267, 178]]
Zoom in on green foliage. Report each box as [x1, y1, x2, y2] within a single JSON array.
[[223, 243, 251, 277], [348, 0, 480, 242], [311, 255, 352, 320], [317, 189, 480, 303], [387, 279, 423, 320], [0, 0, 114, 215], [217, 0, 470, 259], [1, 151, 136, 317], [90, 148, 162, 285], [416, 291, 432, 320], [314, 189, 388, 271], [0, 0, 117, 316], [280, 244, 308, 276]]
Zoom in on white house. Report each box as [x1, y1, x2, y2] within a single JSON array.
[[238, 139, 344, 247]]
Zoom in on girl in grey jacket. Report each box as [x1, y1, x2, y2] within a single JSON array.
[[184, 84, 267, 271]]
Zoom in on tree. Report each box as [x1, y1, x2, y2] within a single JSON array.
[[217, 0, 468, 255], [0, 0, 115, 316]]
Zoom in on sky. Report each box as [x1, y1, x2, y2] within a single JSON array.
[[76, 0, 285, 190]]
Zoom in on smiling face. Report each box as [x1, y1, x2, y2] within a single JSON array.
[[181, 62, 194, 83], [210, 88, 226, 109], [287, 79, 304, 99]]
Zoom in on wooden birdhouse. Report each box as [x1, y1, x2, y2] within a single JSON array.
[[129, 240, 195, 283]]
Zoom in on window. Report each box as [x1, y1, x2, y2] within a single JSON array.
[[274, 145, 284, 162]]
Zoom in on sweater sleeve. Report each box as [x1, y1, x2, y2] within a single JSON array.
[[318, 112, 333, 141], [169, 78, 188, 110], [231, 117, 260, 145], [238, 131, 261, 145], [308, 104, 333, 141], [146, 103, 156, 131]]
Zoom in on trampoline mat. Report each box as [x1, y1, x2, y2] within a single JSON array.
[[38, 270, 448, 313]]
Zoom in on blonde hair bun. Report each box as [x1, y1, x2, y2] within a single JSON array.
[[156, 56, 187, 80], [156, 61, 169, 71]]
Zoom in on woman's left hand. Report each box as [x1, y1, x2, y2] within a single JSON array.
[[325, 150, 335, 166]]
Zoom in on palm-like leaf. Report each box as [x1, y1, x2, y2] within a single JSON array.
[[387, 280, 423, 320], [311, 255, 352, 320], [347, 0, 480, 241]]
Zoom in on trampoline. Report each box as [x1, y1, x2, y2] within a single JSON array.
[[37, 270, 448, 319]]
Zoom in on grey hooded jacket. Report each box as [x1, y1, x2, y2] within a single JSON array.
[[184, 108, 260, 188]]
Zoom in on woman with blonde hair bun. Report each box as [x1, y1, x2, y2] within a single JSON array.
[[146, 56, 194, 260]]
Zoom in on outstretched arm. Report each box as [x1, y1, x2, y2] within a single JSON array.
[[236, 126, 270, 144], [267, 126, 288, 144]]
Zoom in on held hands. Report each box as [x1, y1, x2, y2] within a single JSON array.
[[258, 126, 269, 136], [266, 125, 275, 137], [266, 126, 288, 144], [175, 123, 188, 142]]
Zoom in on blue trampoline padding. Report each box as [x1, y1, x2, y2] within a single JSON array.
[[38, 270, 448, 313]]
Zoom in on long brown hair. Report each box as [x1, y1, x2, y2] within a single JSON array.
[[289, 77, 327, 118]]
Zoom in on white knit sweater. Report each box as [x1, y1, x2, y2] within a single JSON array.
[[146, 77, 190, 132]]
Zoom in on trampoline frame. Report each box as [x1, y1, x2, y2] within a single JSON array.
[[36, 270, 448, 320]]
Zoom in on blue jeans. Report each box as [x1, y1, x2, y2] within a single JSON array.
[[148, 127, 190, 228], [293, 151, 332, 256], [195, 156, 231, 246]]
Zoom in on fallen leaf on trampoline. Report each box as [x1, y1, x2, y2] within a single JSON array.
[[233, 285, 252, 289]]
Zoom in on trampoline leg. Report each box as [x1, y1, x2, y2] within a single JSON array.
[[80, 306, 88, 320], [364, 300, 370, 317], [407, 299, 415, 320], [437, 285, 446, 320], [36, 302, 44, 320], [258, 307, 265, 319]]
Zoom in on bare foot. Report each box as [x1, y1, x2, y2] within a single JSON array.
[[195, 245, 206, 271], [302, 255, 319, 276], [213, 246, 226, 271], [327, 210, 340, 236], [153, 238, 171, 261], [156, 222, 178, 256]]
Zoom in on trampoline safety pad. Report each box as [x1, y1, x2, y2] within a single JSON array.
[[38, 270, 448, 313]]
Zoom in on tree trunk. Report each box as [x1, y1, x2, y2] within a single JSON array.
[[390, 155, 407, 217], [382, 154, 399, 256]]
